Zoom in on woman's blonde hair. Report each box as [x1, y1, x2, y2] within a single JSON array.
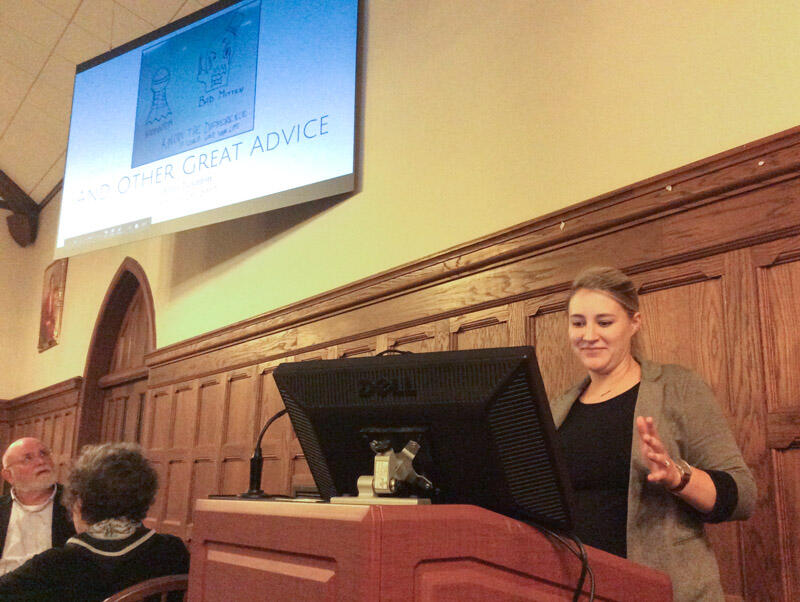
[[568, 266, 639, 317]]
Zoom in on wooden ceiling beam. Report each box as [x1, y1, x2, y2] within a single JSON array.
[[0, 170, 39, 247], [0, 170, 39, 217]]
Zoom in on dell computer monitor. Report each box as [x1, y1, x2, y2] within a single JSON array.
[[273, 346, 575, 532]]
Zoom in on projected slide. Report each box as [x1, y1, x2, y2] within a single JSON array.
[[132, 1, 260, 167], [57, 0, 357, 258]]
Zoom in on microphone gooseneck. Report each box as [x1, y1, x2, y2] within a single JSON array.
[[240, 408, 288, 498]]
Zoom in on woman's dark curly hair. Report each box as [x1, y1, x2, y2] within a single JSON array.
[[64, 443, 158, 524]]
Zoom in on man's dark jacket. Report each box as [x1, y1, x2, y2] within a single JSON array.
[[0, 485, 75, 555]]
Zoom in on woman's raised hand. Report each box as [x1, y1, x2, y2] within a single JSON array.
[[636, 416, 680, 488]]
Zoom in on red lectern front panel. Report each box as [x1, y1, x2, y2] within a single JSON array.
[[188, 499, 671, 601]]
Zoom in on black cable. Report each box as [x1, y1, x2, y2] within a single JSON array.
[[569, 536, 593, 602], [535, 526, 595, 601]]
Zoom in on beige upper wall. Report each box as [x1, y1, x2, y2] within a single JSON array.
[[2, 0, 800, 397], [0, 217, 28, 397]]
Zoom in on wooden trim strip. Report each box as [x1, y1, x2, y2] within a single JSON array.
[[98, 366, 149, 389], [0, 377, 82, 424], [147, 125, 800, 369], [767, 409, 800, 450], [10, 377, 82, 406], [6, 396, 79, 421]]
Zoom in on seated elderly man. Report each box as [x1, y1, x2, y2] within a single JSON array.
[[0, 442, 189, 601], [0, 437, 75, 575]]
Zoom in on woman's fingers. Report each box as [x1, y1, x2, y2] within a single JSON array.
[[635, 415, 649, 437], [636, 416, 678, 486], [639, 417, 668, 453]]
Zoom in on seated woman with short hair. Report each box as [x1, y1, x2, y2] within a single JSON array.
[[0, 442, 189, 601]]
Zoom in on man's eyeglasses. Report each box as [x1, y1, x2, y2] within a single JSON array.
[[4, 449, 52, 468]]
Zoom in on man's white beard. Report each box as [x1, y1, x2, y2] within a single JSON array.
[[15, 471, 56, 495]]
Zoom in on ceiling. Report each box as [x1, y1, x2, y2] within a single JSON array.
[[0, 0, 216, 220]]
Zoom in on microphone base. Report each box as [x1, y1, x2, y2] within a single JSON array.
[[238, 490, 271, 499]]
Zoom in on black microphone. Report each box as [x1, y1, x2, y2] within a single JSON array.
[[240, 408, 288, 498]]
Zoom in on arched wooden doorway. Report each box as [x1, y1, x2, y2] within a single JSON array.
[[75, 258, 156, 451]]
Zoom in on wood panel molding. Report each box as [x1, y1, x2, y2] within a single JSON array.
[[4, 377, 82, 421], [147, 126, 800, 372], [98, 366, 149, 389], [767, 409, 800, 449], [636, 271, 720, 295], [751, 236, 800, 268], [10, 377, 82, 406]]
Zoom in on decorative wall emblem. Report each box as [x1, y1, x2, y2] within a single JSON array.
[[38, 258, 68, 352]]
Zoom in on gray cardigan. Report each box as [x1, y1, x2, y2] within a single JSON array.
[[552, 360, 756, 602]]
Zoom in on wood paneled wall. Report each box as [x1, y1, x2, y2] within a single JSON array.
[[141, 126, 800, 601]]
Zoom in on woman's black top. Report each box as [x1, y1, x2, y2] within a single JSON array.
[[558, 384, 639, 558], [557, 382, 741, 558]]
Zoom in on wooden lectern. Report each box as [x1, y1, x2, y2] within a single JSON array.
[[188, 499, 671, 601]]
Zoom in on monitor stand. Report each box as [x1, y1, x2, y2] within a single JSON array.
[[331, 439, 432, 506]]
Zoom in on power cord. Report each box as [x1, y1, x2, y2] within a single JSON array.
[[535, 526, 595, 601]]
